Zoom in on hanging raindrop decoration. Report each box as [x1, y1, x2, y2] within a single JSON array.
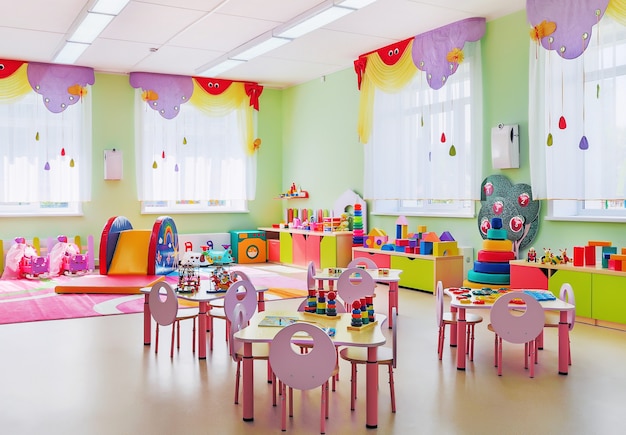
[[449, 145, 457, 156], [70, 158, 75, 168], [61, 147, 66, 156], [152, 160, 158, 169], [579, 31, 590, 150], [35, 131, 40, 141], [547, 37, 554, 146], [559, 54, 567, 129]]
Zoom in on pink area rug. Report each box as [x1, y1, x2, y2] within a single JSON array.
[[0, 265, 307, 325]]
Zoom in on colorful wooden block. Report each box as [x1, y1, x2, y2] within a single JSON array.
[[433, 241, 458, 256], [588, 240, 612, 247], [573, 246, 584, 266], [420, 240, 433, 255], [439, 231, 455, 242], [396, 239, 410, 247], [585, 245, 596, 266]]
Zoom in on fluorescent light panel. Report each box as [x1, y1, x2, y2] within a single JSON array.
[[231, 37, 291, 61], [91, 0, 130, 15], [275, 5, 353, 39], [339, 0, 377, 9], [54, 42, 90, 64], [198, 59, 246, 77], [69, 12, 115, 43]]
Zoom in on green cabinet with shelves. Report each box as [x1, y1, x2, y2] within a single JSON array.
[[592, 275, 626, 324], [548, 270, 592, 318]]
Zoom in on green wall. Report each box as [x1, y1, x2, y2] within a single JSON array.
[[3, 9, 626, 259]]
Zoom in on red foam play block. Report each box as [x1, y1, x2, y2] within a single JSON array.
[[573, 246, 584, 266], [585, 245, 596, 266]]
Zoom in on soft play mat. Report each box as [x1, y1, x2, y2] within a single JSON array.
[[55, 274, 164, 294]]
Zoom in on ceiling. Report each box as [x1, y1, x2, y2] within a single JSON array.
[[0, 0, 526, 89]]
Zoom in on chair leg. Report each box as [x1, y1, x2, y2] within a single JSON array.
[[388, 364, 396, 413], [170, 322, 176, 358], [192, 318, 196, 354], [280, 383, 287, 431], [537, 329, 544, 350], [529, 340, 536, 378], [350, 363, 357, 411], [497, 337, 503, 376], [207, 315, 214, 351], [234, 359, 241, 404], [321, 382, 328, 434], [493, 333, 498, 367], [468, 324, 476, 361], [272, 372, 277, 406], [155, 324, 160, 354], [288, 386, 294, 418], [437, 325, 445, 360]]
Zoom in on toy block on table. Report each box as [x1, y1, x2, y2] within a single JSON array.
[[439, 231, 455, 242], [433, 241, 458, 256], [602, 246, 617, 268], [395, 239, 410, 247], [573, 246, 584, 266], [584, 245, 596, 266], [420, 241, 433, 255], [395, 216, 409, 239], [608, 259, 623, 271], [588, 240, 612, 247], [422, 232, 440, 242]]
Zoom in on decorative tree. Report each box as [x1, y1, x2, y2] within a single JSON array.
[[477, 175, 540, 258]]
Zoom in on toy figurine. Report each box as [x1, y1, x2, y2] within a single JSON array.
[[527, 247, 537, 262], [560, 248, 570, 264]]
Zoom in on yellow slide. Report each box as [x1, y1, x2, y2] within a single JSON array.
[[108, 230, 151, 275]]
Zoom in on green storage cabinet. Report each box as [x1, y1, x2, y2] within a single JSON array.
[[391, 256, 434, 293], [591, 274, 626, 324], [279, 232, 293, 264], [320, 236, 337, 269], [548, 270, 592, 318]]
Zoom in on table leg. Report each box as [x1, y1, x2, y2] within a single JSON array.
[[449, 305, 458, 347], [456, 307, 466, 370], [143, 293, 151, 345], [242, 342, 254, 421], [197, 301, 207, 359], [387, 282, 398, 329], [365, 346, 378, 428], [257, 292, 265, 312], [558, 310, 569, 375]]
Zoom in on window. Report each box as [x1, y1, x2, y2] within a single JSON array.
[[134, 91, 256, 214], [0, 89, 91, 217], [365, 41, 482, 218], [530, 16, 626, 221]]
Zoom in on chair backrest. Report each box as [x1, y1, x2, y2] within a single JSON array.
[[224, 279, 258, 361], [149, 281, 178, 326], [269, 322, 337, 390], [336, 267, 375, 308], [230, 270, 252, 283], [307, 261, 316, 290], [490, 292, 545, 344], [392, 307, 398, 369], [559, 283, 576, 330], [435, 280, 444, 328], [347, 257, 377, 269]]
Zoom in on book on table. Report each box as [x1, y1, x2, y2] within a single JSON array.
[[258, 315, 299, 327]]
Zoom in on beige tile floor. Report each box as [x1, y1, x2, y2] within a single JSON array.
[[1, 266, 625, 435]]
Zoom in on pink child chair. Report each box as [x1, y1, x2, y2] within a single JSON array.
[[436, 281, 483, 361], [336, 267, 376, 312], [148, 281, 199, 358], [488, 291, 545, 378], [224, 278, 273, 405], [269, 322, 338, 434]]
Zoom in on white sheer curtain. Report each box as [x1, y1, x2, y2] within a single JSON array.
[[134, 90, 257, 201], [364, 41, 483, 201], [0, 90, 92, 202], [529, 16, 626, 200]]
